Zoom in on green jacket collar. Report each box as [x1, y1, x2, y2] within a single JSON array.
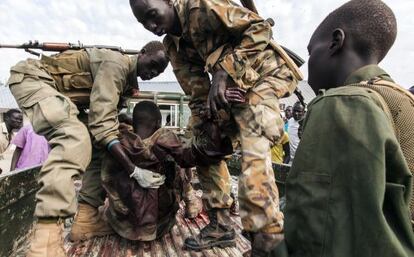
[[127, 55, 138, 91], [344, 64, 394, 85], [170, 0, 188, 52]]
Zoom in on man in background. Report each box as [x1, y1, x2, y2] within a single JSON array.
[[287, 102, 304, 161], [0, 109, 23, 157], [284, 106, 293, 131], [10, 123, 49, 171], [0, 109, 23, 174]]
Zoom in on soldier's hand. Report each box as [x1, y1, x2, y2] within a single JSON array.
[[207, 70, 229, 118], [130, 166, 166, 189], [225, 88, 246, 103]]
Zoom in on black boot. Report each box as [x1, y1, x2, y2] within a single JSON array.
[[184, 208, 236, 251], [250, 232, 284, 257]]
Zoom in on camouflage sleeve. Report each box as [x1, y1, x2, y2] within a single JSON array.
[[164, 36, 210, 114], [203, 0, 272, 90], [88, 61, 128, 147]]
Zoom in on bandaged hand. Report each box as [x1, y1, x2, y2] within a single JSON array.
[[130, 166, 165, 189]]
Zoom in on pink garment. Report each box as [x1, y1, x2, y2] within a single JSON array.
[[11, 124, 50, 169]]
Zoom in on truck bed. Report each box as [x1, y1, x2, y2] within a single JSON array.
[[64, 201, 250, 257], [2, 161, 288, 257]]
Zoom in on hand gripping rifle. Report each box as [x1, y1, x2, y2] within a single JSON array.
[[0, 40, 140, 57], [240, 0, 307, 107]]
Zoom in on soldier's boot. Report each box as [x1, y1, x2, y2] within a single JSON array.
[[69, 203, 114, 242], [184, 186, 202, 219], [27, 219, 66, 257], [184, 208, 236, 251], [250, 232, 284, 257]]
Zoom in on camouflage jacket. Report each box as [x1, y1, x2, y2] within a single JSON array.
[[101, 126, 184, 241], [164, 0, 296, 113]]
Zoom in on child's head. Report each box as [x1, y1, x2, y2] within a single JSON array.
[[129, 0, 180, 36], [137, 41, 169, 81], [132, 101, 162, 139], [307, 0, 397, 92]]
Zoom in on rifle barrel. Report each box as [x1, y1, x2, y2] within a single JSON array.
[[0, 42, 140, 55], [0, 44, 27, 49]]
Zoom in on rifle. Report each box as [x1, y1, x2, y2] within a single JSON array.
[[240, 0, 307, 107], [0, 40, 140, 57]]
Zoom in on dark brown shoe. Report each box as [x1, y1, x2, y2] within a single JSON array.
[[184, 209, 236, 251]]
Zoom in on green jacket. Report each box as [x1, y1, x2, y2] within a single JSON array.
[[275, 67, 414, 257]]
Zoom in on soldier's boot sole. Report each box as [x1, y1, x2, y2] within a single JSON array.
[[184, 239, 236, 251], [184, 229, 236, 251]]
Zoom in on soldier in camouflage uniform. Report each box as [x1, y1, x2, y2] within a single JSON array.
[[7, 41, 169, 256], [130, 0, 299, 252]]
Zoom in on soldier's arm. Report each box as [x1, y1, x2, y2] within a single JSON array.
[[203, 0, 272, 90], [88, 60, 127, 146], [88, 60, 137, 174]]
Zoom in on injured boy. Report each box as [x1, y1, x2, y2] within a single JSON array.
[[101, 101, 233, 241]]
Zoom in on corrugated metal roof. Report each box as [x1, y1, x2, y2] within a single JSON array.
[[139, 81, 316, 108], [64, 191, 251, 257], [279, 81, 316, 107], [0, 85, 18, 110], [139, 81, 184, 94]]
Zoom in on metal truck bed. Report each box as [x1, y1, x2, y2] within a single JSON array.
[[64, 202, 250, 257], [1, 161, 289, 257]]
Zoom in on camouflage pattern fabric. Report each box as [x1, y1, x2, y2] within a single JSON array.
[[164, 0, 298, 233], [102, 123, 232, 240], [187, 115, 234, 211], [101, 126, 184, 241]]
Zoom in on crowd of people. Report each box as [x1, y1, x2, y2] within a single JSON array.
[[1, 0, 414, 257]]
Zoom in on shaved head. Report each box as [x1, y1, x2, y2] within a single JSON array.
[[312, 0, 397, 62], [307, 0, 398, 91]]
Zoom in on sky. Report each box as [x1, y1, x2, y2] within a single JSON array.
[[0, 0, 413, 88]]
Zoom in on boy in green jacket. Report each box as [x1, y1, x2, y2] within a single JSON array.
[[275, 0, 414, 257]]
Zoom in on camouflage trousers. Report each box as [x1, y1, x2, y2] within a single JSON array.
[[188, 115, 234, 210], [231, 82, 285, 234], [8, 73, 91, 218], [190, 83, 286, 233]]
